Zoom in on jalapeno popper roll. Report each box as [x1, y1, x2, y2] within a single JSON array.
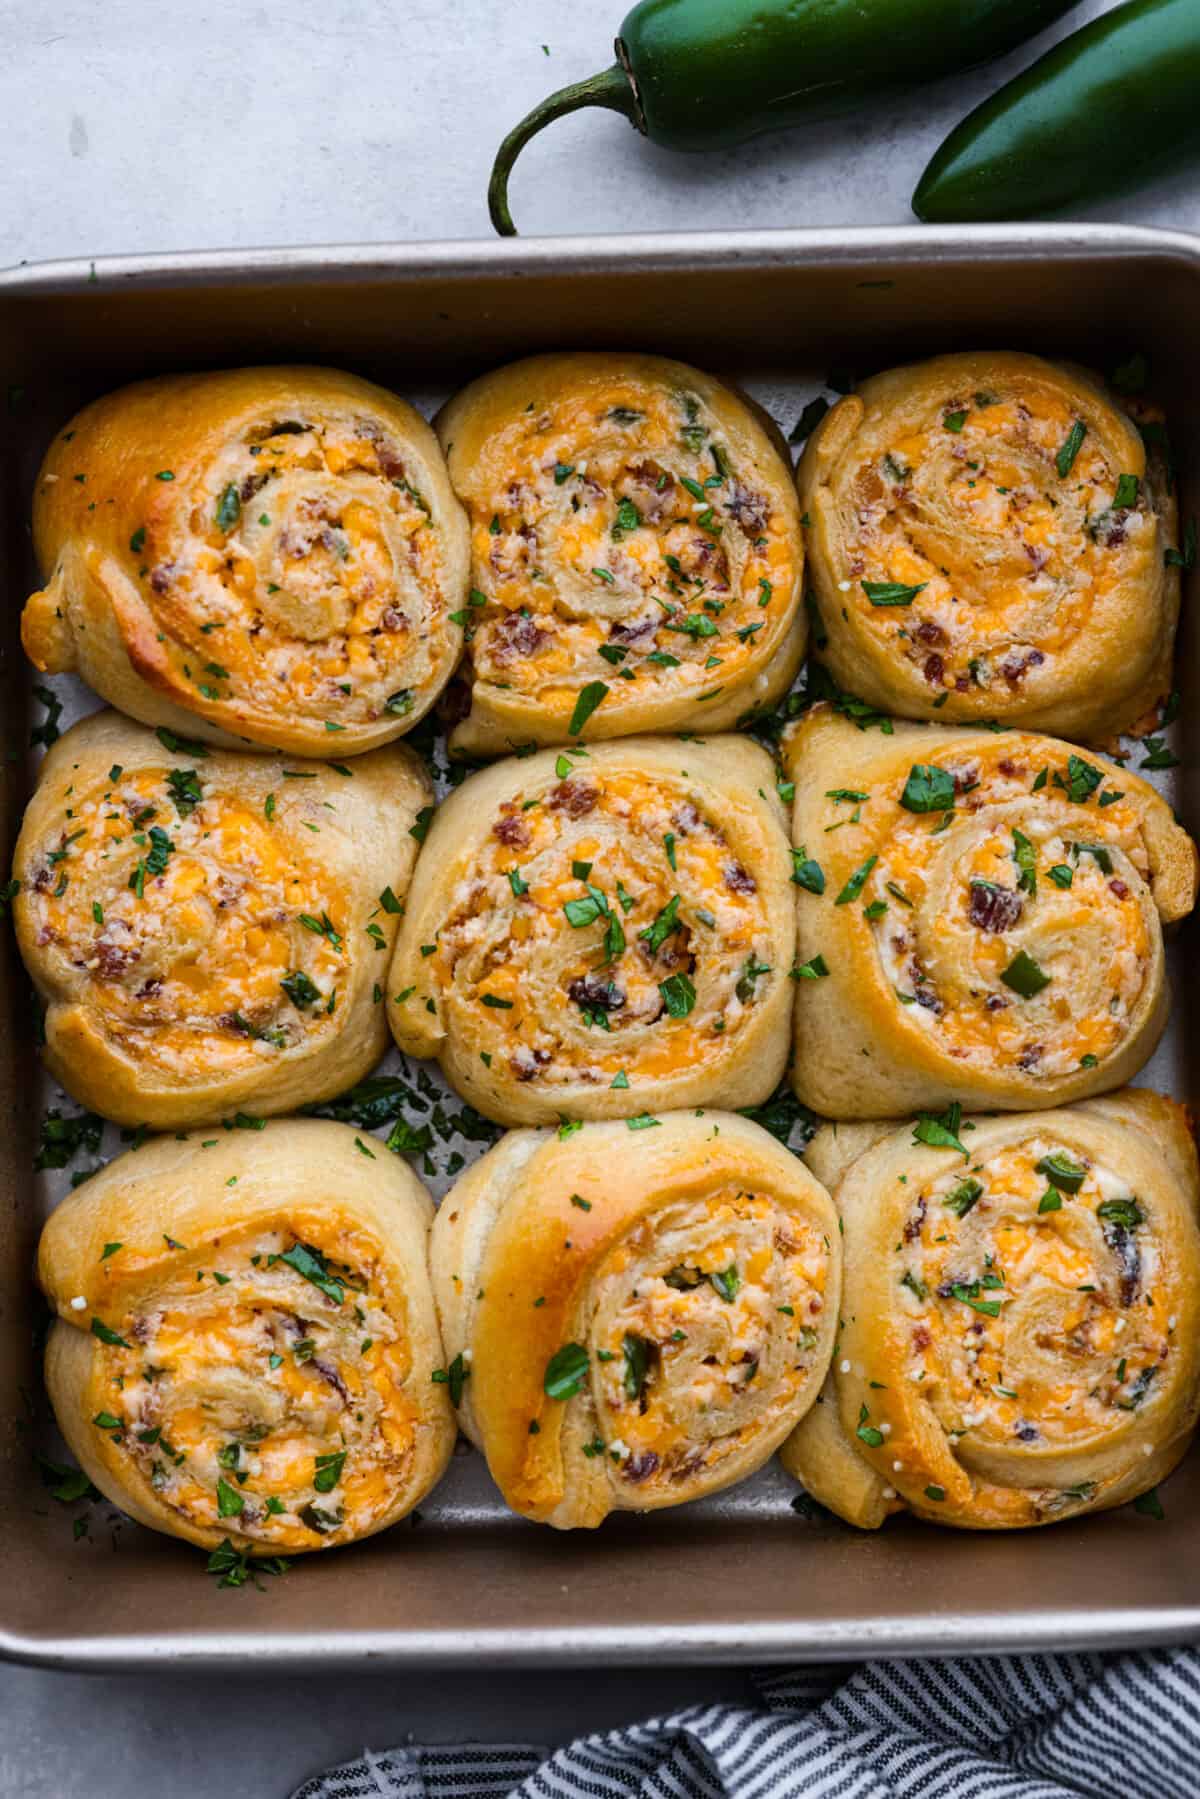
[[798, 352, 1179, 740], [785, 707, 1196, 1117], [781, 1090, 1200, 1529], [431, 1113, 839, 1527], [13, 711, 429, 1129], [22, 367, 469, 756], [436, 353, 805, 754], [38, 1120, 455, 1554], [388, 735, 794, 1124]]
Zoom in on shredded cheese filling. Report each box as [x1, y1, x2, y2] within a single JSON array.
[[463, 379, 793, 710], [585, 1188, 830, 1491], [91, 1225, 414, 1549], [888, 1138, 1170, 1506], [423, 768, 775, 1088], [26, 763, 349, 1075], [863, 745, 1154, 1077], [834, 383, 1164, 695], [137, 414, 450, 727]]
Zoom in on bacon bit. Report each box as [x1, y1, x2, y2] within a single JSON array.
[[999, 648, 1045, 686], [548, 779, 598, 818], [903, 1196, 927, 1243], [149, 564, 174, 594], [1017, 1044, 1044, 1070], [491, 612, 551, 660], [848, 556, 866, 576], [492, 811, 530, 849], [914, 620, 946, 647], [222, 1011, 259, 1037], [668, 1450, 706, 1483], [923, 652, 945, 686], [774, 1227, 799, 1255], [642, 934, 694, 975], [968, 883, 1023, 934], [312, 1358, 351, 1406], [214, 875, 247, 910], [723, 862, 756, 895], [997, 759, 1024, 778], [985, 994, 1009, 1012], [1109, 879, 1130, 900], [623, 1451, 661, 1483], [672, 801, 702, 835], [915, 988, 944, 1016], [134, 977, 163, 998], [566, 974, 624, 1012], [621, 461, 676, 524], [911, 1324, 932, 1351], [510, 1045, 552, 1082], [378, 606, 407, 632], [676, 536, 731, 589], [609, 613, 658, 646], [31, 865, 54, 894], [728, 485, 768, 537], [1024, 543, 1050, 573]]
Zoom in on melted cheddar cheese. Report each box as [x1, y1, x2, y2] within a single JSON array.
[[420, 768, 774, 1090], [836, 383, 1166, 698], [24, 762, 350, 1075], [126, 414, 450, 731], [91, 1224, 413, 1549], [585, 1187, 831, 1496], [882, 1138, 1171, 1514], [860, 743, 1155, 1079], [462, 377, 794, 718]]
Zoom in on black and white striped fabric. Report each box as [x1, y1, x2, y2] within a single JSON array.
[[292, 1647, 1200, 1798]]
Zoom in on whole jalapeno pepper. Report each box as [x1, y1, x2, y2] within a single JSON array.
[[914, 0, 1200, 221], [488, 0, 1083, 235]]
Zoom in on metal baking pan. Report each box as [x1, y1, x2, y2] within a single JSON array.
[[2, 223, 1198, 1672]]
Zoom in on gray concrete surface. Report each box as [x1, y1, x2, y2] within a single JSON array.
[[0, 0, 1196, 1793]]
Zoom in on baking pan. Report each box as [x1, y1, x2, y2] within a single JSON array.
[[1, 223, 1198, 1672]]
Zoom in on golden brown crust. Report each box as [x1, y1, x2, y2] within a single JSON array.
[[798, 352, 1179, 741], [784, 707, 1195, 1117], [23, 367, 469, 756], [38, 1120, 455, 1554], [430, 1113, 840, 1527], [782, 1091, 1200, 1530], [387, 734, 795, 1124], [14, 710, 429, 1128], [437, 352, 805, 754]]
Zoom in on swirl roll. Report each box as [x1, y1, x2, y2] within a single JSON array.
[[798, 352, 1179, 739], [38, 1120, 455, 1553], [781, 1091, 1200, 1529], [22, 367, 469, 756], [387, 735, 795, 1124], [431, 1113, 839, 1527], [437, 352, 805, 754], [784, 706, 1196, 1117], [13, 710, 429, 1128]]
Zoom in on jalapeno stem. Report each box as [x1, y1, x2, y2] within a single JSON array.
[[488, 66, 642, 237]]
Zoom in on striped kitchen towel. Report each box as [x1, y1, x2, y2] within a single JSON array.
[[291, 1646, 1200, 1798]]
